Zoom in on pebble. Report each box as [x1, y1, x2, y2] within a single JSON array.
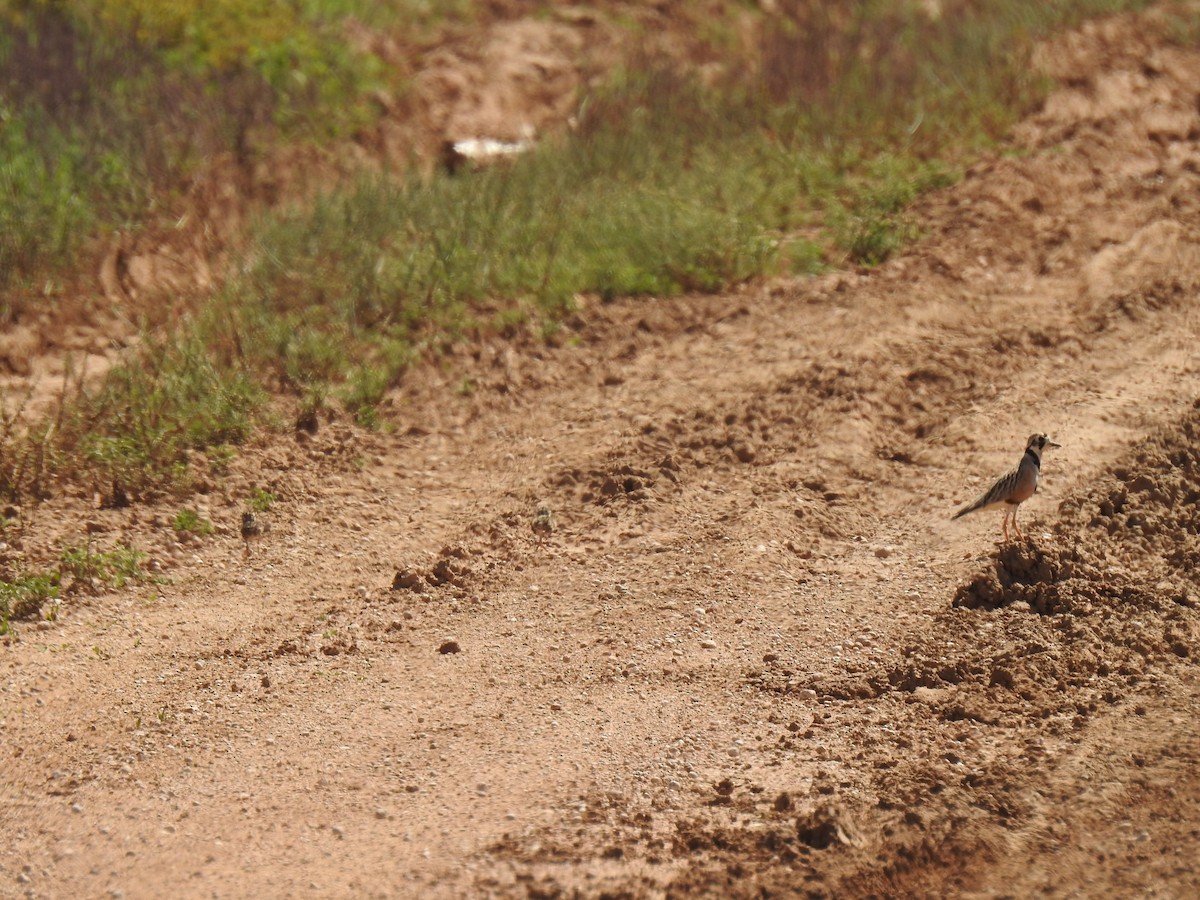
[[699, 639, 717, 650], [796, 689, 818, 702], [331, 825, 345, 839]]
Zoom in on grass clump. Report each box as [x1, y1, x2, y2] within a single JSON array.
[[247, 488, 276, 512], [0, 570, 60, 632], [0, 333, 264, 505], [172, 508, 214, 537], [60, 543, 148, 591], [0, 542, 149, 631], [69, 335, 264, 503]]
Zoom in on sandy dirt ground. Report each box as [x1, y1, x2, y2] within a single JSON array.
[[4, 7, 1200, 899]]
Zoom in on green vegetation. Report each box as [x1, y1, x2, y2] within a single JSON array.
[[0, 542, 147, 631], [72, 335, 263, 502], [0, 570, 60, 632], [247, 488, 277, 513], [60, 542, 149, 590], [0, 0, 1176, 515], [0, 0, 388, 301], [172, 508, 215, 536]]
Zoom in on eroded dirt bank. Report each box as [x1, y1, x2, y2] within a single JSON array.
[[3, 7, 1200, 899]]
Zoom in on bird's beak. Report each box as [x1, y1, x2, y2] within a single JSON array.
[[1048, 439, 1062, 449]]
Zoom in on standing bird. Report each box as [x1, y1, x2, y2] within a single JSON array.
[[953, 433, 1061, 542], [531, 503, 556, 545], [241, 509, 270, 559]]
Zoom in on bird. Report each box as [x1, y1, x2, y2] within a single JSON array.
[[531, 504, 555, 545], [241, 510, 270, 558], [953, 433, 1061, 542]]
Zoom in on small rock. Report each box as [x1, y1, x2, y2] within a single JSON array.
[[699, 639, 717, 650], [438, 639, 461, 655], [796, 688, 818, 702], [874, 546, 892, 559], [375, 808, 389, 820], [331, 824, 345, 839]]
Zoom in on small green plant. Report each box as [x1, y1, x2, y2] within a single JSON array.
[[248, 487, 276, 513], [0, 571, 61, 631], [173, 508, 214, 536], [61, 543, 148, 590]]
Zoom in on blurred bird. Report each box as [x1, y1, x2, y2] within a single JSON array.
[[531, 504, 555, 545], [953, 433, 1060, 542], [241, 510, 269, 558]]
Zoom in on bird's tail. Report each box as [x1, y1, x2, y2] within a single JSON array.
[[952, 500, 979, 520]]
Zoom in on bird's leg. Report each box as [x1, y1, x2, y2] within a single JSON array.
[[1013, 506, 1024, 541], [1001, 508, 1010, 543]]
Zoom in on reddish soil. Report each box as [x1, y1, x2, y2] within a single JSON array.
[[4, 7, 1200, 899]]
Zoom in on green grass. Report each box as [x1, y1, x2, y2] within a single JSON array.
[[60, 543, 149, 590], [172, 508, 215, 536], [195, 123, 811, 422], [69, 335, 264, 503], [248, 488, 277, 512], [0, 542, 149, 631], [0, 0, 389, 303], [0, 571, 60, 632]]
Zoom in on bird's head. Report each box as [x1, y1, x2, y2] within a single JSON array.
[[1027, 433, 1061, 455]]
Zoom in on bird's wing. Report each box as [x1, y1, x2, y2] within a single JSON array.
[[954, 466, 1020, 518]]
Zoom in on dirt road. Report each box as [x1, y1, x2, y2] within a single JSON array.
[[4, 9, 1200, 899]]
